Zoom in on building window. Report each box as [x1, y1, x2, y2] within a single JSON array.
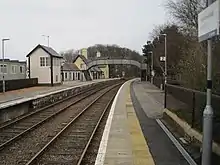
[[20, 66, 24, 73], [40, 57, 45, 67], [73, 72, 75, 80], [40, 57, 50, 67], [45, 57, 49, 66], [0, 64, 7, 73], [65, 72, 67, 79], [11, 65, 17, 74], [56, 75, 58, 82]]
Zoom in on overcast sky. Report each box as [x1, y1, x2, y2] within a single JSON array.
[[0, 0, 167, 60]]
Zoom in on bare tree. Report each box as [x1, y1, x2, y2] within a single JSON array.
[[165, 0, 206, 36], [60, 49, 78, 63]]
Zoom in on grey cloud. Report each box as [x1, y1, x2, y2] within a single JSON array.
[[0, 0, 166, 60]]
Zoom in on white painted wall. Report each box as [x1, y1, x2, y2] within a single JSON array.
[[29, 47, 62, 84], [29, 48, 51, 84], [53, 58, 61, 84], [63, 71, 81, 81]]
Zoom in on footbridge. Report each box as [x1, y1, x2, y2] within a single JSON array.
[[87, 58, 147, 70]]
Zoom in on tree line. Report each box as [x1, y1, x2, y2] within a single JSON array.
[[142, 0, 220, 94], [60, 44, 143, 78]]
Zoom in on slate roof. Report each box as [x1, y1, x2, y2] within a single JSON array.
[[0, 59, 26, 63], [72, 54, 91, 64], [26, 44, 62, 58], [62, 63, 80, 71]]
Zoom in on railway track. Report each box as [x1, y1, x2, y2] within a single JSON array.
[[26, 84, 119, 165], [0, 83, 110, 149], [0, 82, 122, 165]]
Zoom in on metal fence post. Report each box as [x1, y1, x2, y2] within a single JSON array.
[[164, 84, 167, 109], [192, 92, 196, 128]]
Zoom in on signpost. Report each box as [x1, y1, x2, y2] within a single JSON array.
[[198, 0, 219, 165], [198, 0, 220, 42], [160, 56, 166, 62]]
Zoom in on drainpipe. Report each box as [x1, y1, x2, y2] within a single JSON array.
[[50, 56, 54, 86]]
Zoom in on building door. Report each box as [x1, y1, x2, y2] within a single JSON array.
[[73, 72, 75, 80]]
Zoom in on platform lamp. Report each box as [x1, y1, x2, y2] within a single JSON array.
[[159, 34, 167, 86], [2, 38, 10, 93], [147, 41, 154, 84]]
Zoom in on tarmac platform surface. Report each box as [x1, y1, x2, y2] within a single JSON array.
[[95, 79, 190, 165]]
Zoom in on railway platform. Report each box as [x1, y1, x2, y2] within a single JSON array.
[[0, 79, 116, 109], [95, 79, 192, 165]]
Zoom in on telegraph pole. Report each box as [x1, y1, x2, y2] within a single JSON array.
[[201, 0, 214, 164], [42, 35, 50, 47]]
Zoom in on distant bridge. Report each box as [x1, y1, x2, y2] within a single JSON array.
[[87, 59, 147, 70]]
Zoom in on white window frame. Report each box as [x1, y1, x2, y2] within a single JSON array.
[[0, 64, 7, 73], [45, 57, 50, 66], [11, 65, 17, 74], [69, 72, 71, 80], [40, 57, 45, 67], [40, 57, 50, 67]]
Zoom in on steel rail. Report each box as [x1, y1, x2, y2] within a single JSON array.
[[77, 92, 116, 165], [0, 85, 97, 129], [25, 83, 121, 165], [0, 83, 113, 150]]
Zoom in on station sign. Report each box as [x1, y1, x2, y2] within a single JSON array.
[[160, 56, 166, 62], [198, 0, 220, 42]]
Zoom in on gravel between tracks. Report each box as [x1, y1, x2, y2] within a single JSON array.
[[34, 86, 119, 165], [0, 87, 101, 145], [0, 85, 114, 165], [80, 97, 112, 165]]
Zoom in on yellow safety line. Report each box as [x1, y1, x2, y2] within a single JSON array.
[[126, 83, 155, 165]]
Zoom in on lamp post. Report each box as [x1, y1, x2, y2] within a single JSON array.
[[150, 51, 154, 83], [2, 38, 10, 93], [42, 35, 50, 47], [159, 33, 167, 108], [61, 60, 65, 84], [147, 41, 155, 84], [160, 34, 167, 85]]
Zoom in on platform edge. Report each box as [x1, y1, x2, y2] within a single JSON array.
[[94, 80, 129, 165]]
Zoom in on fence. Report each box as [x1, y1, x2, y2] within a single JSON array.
[[0, 78, 38, 92], [153, 76, 182, 89], [165, 83, 220, 143], [153, 76, 164, 88]]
